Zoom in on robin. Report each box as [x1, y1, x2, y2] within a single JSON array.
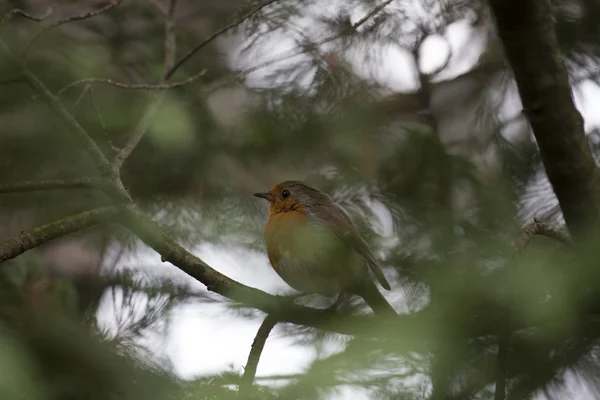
[[254, 181, 396, 315]]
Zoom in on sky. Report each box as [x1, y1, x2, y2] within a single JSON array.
[[98, 3, 600, 399]]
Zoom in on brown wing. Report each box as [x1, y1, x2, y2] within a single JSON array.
[[308, 203, 392, 291]]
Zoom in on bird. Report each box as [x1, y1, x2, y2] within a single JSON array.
[[254, 180, 396, 315]]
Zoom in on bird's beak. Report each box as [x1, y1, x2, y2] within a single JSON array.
[[253, 192, 274, 202]]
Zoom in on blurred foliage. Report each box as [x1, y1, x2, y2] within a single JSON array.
[[2, 0, 600, 399]]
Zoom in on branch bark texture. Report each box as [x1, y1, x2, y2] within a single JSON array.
[[0, 207, 118, 263], [489, 0, 600, 235], [239, 314, 278, 395]]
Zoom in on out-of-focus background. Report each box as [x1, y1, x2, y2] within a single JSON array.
[[2, 0, 600, 399]]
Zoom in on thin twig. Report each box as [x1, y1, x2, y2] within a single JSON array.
[[0, 207, 119, 263], [239, 314, 278, 396], [0, 40, 112, 174], [53, 70, 206, 97], [0, 178, 107, 194], [23, 0, 124, 56], [0, 7, 53, 34], [353, 0, 395, 29], [24, 68, 112, 172], [74, 84, 92, 107], [111, 92, 163, 172], [88, 86, 109, 142], [163, 0, 281, 80], [72, 85, 117, 152], [111, 0, 178, 172]]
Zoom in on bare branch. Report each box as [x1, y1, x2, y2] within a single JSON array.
[[74, 84, 92, 107], [489, 0, 600, 234], [23, 0, 124, 56], [0, 36, 111, 174], [0, 207, 119, 263], [239, 314, 278, 395], [88, 86, 115, 150], [164, 0, 281, 81], [24, 68, 112, 172], [54, 70, 206, 97], [111, 93, 163, 172], [0, 7, 52, 34], [0, 178, 108, 194]]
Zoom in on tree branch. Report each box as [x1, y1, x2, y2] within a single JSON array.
[[23, 0, 124, 56], [0, 7, 53, 34], [0, 40, 112, 175], [163, 0, 280, 81], [0, 178, 108, 194], [239, 314, 278, 395], [0, 206, 119, 263], [54, 71, 206, 97], [23, 66, 112, 173], [489, 0, 600, 235]]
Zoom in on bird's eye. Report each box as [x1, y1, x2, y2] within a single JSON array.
[[281, 189, 291, 198]]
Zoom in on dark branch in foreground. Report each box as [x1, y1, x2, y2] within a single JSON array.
[[239, 314, 279, 395], [489, 0, 600, 235], [0, 206, 119, 263]]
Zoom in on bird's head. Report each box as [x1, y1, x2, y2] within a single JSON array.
[[254, 180, 331, 215]]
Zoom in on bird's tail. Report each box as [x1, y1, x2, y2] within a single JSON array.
[[358, 282, 397, 316]]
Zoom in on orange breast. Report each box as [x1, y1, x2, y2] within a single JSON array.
[[264, 209, 308, 270]]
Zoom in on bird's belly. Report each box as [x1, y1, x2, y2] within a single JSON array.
[[274, 253, 344, 296], [267, 225, 363, 297]]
